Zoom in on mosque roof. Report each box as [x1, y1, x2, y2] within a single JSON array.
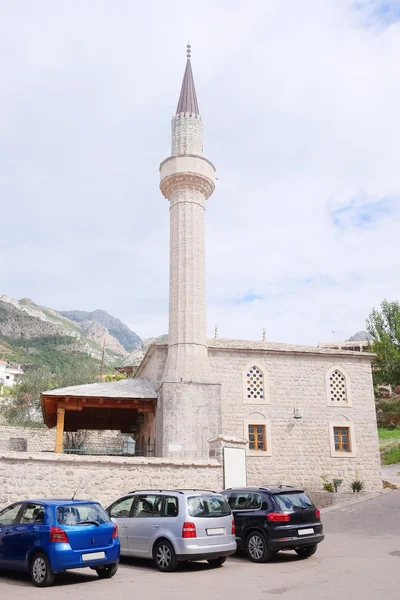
[[207, 338, 374, 357], [346, 330, 373, 342], [176, 45, 199, 115]]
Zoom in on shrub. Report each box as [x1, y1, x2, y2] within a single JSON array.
[[376, 395, 400, 428], [321, 475, 334, 492], [350, 479, 365, 493], [382, 445, 400, 465]]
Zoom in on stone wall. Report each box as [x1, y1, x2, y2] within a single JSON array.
[[0, 426, 54, 453], [0, 426, 129, 454], [0, 452, 223, 510], [208, 345, 382, 493]]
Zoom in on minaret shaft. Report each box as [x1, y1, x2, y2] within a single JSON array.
[[163, 187, 209, 381]]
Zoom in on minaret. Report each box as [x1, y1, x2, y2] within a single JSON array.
[[160, 45, 216, 382], [157, 45, 221, 459]]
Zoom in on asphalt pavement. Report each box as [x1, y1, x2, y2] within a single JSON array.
[[1, 491, 399, 600]]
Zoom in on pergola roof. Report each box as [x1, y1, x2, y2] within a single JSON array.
[[42, 378, 157, 399], [41, 378, 157, 432]]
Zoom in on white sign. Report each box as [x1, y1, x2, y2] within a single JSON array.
[[223, 447, 247, 489], [168, 444, 182, 452]]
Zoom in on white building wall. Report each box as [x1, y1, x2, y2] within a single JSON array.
[[208, 347, 382, 492]]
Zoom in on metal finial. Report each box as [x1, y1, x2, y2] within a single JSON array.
[[186, 43, 191, 59], [262, 328, 267, 342], [214, 324, 219, 339]]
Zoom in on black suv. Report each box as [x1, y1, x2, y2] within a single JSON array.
[[222, 486, 324, 562]]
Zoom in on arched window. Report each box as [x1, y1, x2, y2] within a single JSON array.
[[326, 367, 351, 406], [245, 365, 265, 401]]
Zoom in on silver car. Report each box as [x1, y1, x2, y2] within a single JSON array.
[[106, 489, 236, 572]]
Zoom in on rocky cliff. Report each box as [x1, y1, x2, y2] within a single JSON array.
[[0, 294, 143, 367]]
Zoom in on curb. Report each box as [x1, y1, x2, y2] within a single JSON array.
[[321, 488, 394, 514]]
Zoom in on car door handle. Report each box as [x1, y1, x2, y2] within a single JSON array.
[[152, 525, 159, 529]]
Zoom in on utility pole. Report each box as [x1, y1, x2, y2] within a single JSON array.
[[100, 338, 105, 379]]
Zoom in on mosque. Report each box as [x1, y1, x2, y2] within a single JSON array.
[[42, 47, 382, 492]]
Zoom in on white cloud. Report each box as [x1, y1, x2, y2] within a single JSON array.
[[1, 0, 399, 346]]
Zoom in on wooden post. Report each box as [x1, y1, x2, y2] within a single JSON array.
[[55, 406, 65, 454]]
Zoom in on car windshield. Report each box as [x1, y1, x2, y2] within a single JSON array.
[[273, 492, 314, 512], [187, 495, 231, 518], [56, 503, 110, 526]]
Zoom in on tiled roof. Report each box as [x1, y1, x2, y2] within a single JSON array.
[[207, 338, 374, 357], [41, 377, 157, 399]]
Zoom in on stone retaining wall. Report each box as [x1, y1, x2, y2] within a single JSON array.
[[0, 452, 223, 509]]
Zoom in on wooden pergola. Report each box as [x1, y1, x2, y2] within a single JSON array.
[[41, 378, 157, 453]]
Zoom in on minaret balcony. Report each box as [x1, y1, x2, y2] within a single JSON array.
[[160, 154, 216, 199]]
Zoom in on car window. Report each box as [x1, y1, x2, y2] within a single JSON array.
[[228, 493, 262, 510], [20, 503, 45, 524], [133, 495, 164, 518], [109, 497, 135, 519], [187, 495, 231, 518], [164, 496, 179, 517], [273, 492, 314, 512], [56, 503, 110, 526], [0, 504, 22, 526]]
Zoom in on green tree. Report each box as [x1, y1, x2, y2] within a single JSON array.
[[366, 299, 400, 388], [3, 359, 101, 425]]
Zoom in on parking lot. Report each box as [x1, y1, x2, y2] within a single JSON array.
[[0, 491, 399, 600]]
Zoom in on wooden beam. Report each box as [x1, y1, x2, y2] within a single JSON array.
[[55, 406, 65, 454], [62, 399, 155, 411]]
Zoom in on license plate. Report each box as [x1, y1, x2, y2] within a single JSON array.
[[298, 528, 314, 536], [82, 551, 105, 562], [207, 527, 225, 536]]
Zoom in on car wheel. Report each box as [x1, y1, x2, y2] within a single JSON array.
[[295, 544, 318, 559], [30, 552, 56, 588], [207, 557, 226, 567], [246, 531, 272, 563], [153, 540, 178, 572], [96, 563, 119, 579]]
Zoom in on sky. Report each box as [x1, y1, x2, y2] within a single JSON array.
[[1, 0, 400, 346]]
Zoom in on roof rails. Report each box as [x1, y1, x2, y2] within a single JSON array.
[[173, 489, 218, 494], [224, 485, 280, 491], [127, 489, 218, 495], [128, 489, 185, 495]]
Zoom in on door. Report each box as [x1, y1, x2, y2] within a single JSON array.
[[0, 503, 24, 567], [108, 496, 135, 554], [228, 492, 263, 542], [128, 494, 164, 556], [8, 503, 45, 569]]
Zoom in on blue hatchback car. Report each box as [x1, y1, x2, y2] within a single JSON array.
[[0, 499, 120, 587]]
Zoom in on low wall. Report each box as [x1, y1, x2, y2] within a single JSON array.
[[0, 426, 54, 452], [0, 426, 126, 453], [307, 490, 369, 509], [0, 452, 223, 509]]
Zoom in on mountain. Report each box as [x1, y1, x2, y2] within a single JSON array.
[[120, 334, 168, 368], [0, 294, 143, 371], [57, 309, 143, 352]]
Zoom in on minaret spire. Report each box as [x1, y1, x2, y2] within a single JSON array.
[[176, 44, 199, 116]]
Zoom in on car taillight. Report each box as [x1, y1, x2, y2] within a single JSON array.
[[315, 509, 321, 519], [182, 522, 197, 538], [267, 512, 291, 523], [49, 527, 69, 543], [231, 520, 236, 535], [112, 523, 118, 539]]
